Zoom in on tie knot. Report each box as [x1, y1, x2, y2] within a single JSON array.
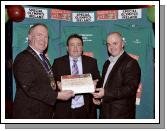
[[40, 53, 44, 56], [40, 53, 46, 60], [39, 53, 51, 71], [73, 59, 78, 63], [40, 53, 44, 57]]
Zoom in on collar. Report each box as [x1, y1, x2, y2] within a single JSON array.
[[29, 45, 42, 56], [108, 50, 124, 63], [69, 56, 82, 62]]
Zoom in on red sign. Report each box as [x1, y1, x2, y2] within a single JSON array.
[[96, 10, 117, 20], [83, 52, 94, 58], [50, 9, 71, 21]]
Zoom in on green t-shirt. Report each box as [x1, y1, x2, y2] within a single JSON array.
[[13, 21, 60, 65], [60, 26, 107, 72]]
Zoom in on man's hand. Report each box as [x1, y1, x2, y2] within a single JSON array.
[[93, 79, 99, 89], [57, 90, 74, 101], [57, 81, 62, 91], [92, 88, 104, 99]]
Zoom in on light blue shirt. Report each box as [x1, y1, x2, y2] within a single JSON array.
[[69, 56, 83, 75], [69, 56, 84, 109]]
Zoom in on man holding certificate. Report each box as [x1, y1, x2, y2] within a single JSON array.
[[93, 32, 141, 119], [52, 34, 100, 119], [12, 23, 74, 119]]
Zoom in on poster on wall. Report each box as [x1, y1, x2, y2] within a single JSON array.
[[72, 12, 95, 22], [25, 7, 48, 19], [50, 9, 71, 21], [96, 10, 118, 20], [118, 9, 142, 19]]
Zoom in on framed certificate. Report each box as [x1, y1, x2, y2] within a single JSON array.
[[61, 73, 95, 94]]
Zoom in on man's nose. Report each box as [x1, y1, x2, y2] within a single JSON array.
[[73, 45, 79, 49]]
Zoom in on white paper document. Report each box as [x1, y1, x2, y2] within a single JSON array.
[[61, 73, 95, 94]]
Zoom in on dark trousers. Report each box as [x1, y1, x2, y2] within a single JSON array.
[[71, 105, 89, 119]]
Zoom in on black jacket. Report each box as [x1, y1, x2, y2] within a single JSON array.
[[13, 47, 58, 119], [52, 55, 100, 119], [101, 52, 141, 119]]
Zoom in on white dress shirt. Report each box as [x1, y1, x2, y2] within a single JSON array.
[[29, 45, 43, 61]]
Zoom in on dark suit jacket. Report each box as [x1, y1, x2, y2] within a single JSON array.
[[13, 47, 58, 119], [100, 52, 141, 119], [52, 55, 100, 119]]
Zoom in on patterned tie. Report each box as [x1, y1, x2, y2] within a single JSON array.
[[40, 53, 51, 72], [71, 59, 84, 109], [72, 59, 79, 75]]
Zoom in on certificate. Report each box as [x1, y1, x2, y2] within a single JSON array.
[[61, 73, 95, 94]]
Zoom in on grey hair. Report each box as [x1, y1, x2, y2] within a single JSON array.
[[28, 23, 48, 35]]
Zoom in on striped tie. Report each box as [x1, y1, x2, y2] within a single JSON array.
[[72, 59, 79, 75], [71, 59, 84, 109], [40, 53, 51, 71]]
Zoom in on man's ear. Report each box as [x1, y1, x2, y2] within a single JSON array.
[[122, 42, 124, 48], [28, 34, 31, 43]]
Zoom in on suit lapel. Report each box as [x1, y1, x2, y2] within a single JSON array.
[[26, 46, 56, 90], [65, 55, 72, 75], [102, 60, 110, 83], [26, 46, 44, 69], [82, 55, 86, 74], [103, 60, 110, 77], [111, 52, 126, 74], [104, 52, 126, 88]]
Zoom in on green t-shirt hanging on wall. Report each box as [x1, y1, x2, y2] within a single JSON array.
[[13, 21, 61, 65], [60, 26, 107, 72]]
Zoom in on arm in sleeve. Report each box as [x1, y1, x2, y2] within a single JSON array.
[[91, 59, 101, 80], [105, 60, 141, 100], [52, 59, 61, 81]]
